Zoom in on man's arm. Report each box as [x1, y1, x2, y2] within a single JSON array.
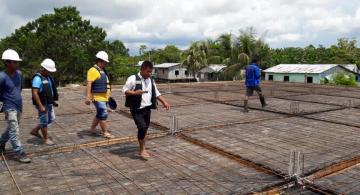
[[85, 81, 93, 105], [157, 95, 170, 110], [123, 76, 144, 96], [256, 67, 261, 79], [153, 80, 170, 110], [125, 90, 145, 96], [32, 88, 46, 112], [0, 75, 4, 100]]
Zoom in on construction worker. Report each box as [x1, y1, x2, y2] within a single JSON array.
[[123, 61, 170, 159], [30, 59, 58, 145], [244, 56, 267, 112], [85, 51, 114, 139], [0, 49, 31, 163]]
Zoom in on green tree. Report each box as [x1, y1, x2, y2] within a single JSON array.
[[330, 72, 357, 86], [221, 27, 270, 79], [0, 6, 110, 84], [106, 55, 138, 83], [139, 45, 147, 56], [107, 40, 129, 56], [182, 41, 208, 79], [149, 45, 182, 63]]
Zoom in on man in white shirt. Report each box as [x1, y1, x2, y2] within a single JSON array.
[[123, 61, 170, 159]]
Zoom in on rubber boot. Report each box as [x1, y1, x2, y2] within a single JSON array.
[[260, 96, 267, 108], [244, 100, 249, 113]]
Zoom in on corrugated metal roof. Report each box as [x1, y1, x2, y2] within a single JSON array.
[[208, 64, 227, 72], [342, 64, 358, 73], [154, 63, 181, 68], [200, 64, 227, 73], [134, 61, 144, 67], [264, 64, 345, 74]]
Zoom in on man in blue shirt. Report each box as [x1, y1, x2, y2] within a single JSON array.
[[30, 59, 58, 145], [244, 57, 267, 112], [0, 49, 31, 163]]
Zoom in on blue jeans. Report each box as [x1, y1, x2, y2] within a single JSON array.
[[38, 104, 55, 128], [0, 109, 24, 154], [93, 101, 108, 120]]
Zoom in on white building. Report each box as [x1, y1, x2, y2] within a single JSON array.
[[198, 64, 227, 81], [264, 64, 360, 84], [154, 63, 194, 81]]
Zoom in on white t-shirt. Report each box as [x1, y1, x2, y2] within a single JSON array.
[[122, 73, 161, 109]]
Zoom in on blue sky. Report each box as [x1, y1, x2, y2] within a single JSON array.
[[1, 0, 360, 55]]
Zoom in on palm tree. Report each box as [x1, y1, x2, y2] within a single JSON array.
[[139, 45, 147, 56], [222, 27, 268, 79], [182, 41, 208, 80]]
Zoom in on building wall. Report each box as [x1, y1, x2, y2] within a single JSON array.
[[320, 66, 348, 80], [321, 66, 360, 83], [265, 73, 321, 83], [265, 66, 360, 84], [198, 72, 220, 81], [155, 65, 193, 80], [155, 68, 170, 79]]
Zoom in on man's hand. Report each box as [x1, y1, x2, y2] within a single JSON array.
[[39, 105, 46, 112], [162, 101, 170, 110], [134, 90, 146, 95], [157, 95, 170, 111], [85, 97, 92, 105]]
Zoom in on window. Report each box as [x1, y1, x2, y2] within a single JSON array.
[[307, 77, 313, 83], [175, 70, 179, 76], [185, 71, 189, 76], [268, 75, 273, 81], [284, 76, 289, 82], [209, 73, 214, 79], [162, 69, 165, 74]]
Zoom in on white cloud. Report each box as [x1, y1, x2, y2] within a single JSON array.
[[0, 0, 360, 54], [166, 20, 201, 38], [267, 33, 304, 43], [108, 22, 152, 40]]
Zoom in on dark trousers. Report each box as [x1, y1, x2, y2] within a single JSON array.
[[131, 107, 151, 140]]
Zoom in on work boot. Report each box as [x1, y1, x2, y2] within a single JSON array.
[[0, 143, 5, 153], [243, 100, 249, 113], [14, 152, 31, 163], [260, 96, 267, 108]]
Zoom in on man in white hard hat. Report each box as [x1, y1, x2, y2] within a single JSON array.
[[85, 51, 114, 139], [0, 49, 31, 163], [30, 59, 58, 145]]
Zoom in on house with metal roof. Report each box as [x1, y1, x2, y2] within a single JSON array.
[[198, 64, 227, 81], [154, 63, 194, 81], [264, 64, 360, 84]]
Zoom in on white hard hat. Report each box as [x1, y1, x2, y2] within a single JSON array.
[[95, 51, 109, 62], [41, 58, 56, 72], [2, 49, 22, 61]]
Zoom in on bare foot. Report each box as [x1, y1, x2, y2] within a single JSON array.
[[102, 132, 115, 139], [89, 128, 97, 135], [139, 150, 150, 160], [44, 139, 55, 145], [30, 131, 42, 139]]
